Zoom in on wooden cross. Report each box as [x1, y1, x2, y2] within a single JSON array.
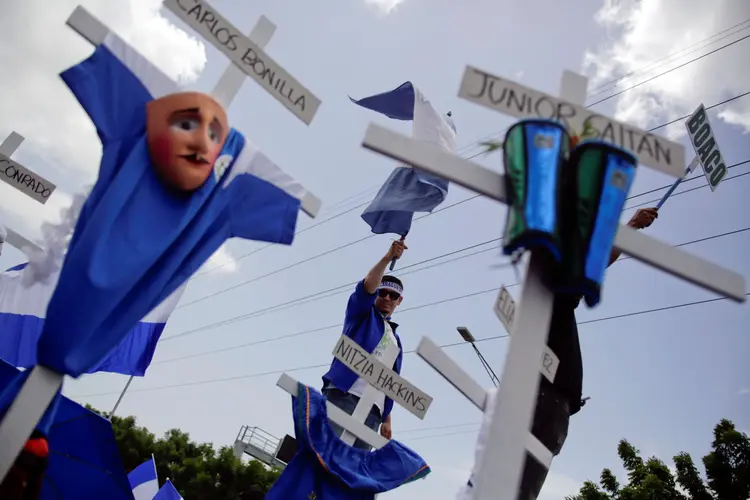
[[359, 66, 746, 499], [0, 132, 51, 255], [0, 5, 323, 480], [277, 335, 434, 497]]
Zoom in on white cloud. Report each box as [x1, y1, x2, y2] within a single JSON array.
[[583, 0, 750, 140], [739, 387, 750, 396], [365, 0, 407, 15], [0, 0, 206, 240], [199, 244, 239, 274]]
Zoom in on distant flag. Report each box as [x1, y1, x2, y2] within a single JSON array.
[[128, 456, 159, 500], [351, 82, 457, 237], [153, 479, 183, 500], [0, 262, 185, 376]]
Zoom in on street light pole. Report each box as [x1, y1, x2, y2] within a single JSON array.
[[457, 327, 499, 387]]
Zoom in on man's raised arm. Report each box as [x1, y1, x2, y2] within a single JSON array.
[[363, 240, 407, 294]]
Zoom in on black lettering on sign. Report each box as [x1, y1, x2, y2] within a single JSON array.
[[241, 49, 307, 112], [1, 158, 54, 200], [687, 107, 706, 134], [183, 1, 239, 52], [693, 123, 711, 148], [709, 163, 727, 186], [465, 69, 675, 167], [363, 362, 374, 377]]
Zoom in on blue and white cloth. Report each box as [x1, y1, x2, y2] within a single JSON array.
[[29, 30, 310, 377], [0, 262, 184, 376], [351, 82, 457, 236], [266, 383, 430, 500], [128, 457, 159, 500], [153, 479, 183, 500]]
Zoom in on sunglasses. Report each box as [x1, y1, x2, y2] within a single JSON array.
[[377, 289, 401, 300]]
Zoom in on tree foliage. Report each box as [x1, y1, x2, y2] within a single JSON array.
[[566, 419, 750, 500], [88, 406, 281, 499]]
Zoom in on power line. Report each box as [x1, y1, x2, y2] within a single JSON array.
[[152, 226, 750, 361], [627, 170, 750, 211], [587, 34, 750, 107], [161, 159, 750, 339], [71, 292, 749, 399], [587, 20, 750, 97]]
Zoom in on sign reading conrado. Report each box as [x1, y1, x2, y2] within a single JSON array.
[[0, 154, 56, 204]]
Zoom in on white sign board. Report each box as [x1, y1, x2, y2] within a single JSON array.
[[685, 104, 727, 192], [458, 66, 686, 177], [163, 0, 320, 125], [0, 154, 56, 204], [493, 286, 515, 333], [493, 287, 559, 383], [332, 335, 433, 419]]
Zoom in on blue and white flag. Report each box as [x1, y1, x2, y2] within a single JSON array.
[[128, 457, 159, 500], [154, 479, 183, 500], [0, 261, 184, 376], [351, 82, 457, 236]]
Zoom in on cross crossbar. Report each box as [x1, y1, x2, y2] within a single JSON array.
[[360, 125, 746, 302], [415, 337, 554, 468], [276, 373, 388, 449]]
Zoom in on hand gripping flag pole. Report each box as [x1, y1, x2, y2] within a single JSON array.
[[389, 233, 407, 270]]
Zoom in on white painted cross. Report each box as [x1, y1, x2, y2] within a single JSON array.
[[0, 132, 47, 255], [162, 0, 321, 125], [278, 334, 434, 450], [360, 65, 746, 499], [0, 6, 323, 481]]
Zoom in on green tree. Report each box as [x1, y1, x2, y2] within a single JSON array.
[[566, 419, 750, 500], [88, 406, 281, 499]]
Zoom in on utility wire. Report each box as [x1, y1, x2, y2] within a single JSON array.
[[153, 226, 750, 360], [587, 34, 750, 107], [71, 292, 749, 399], [161, 159, 750, 341], [587, 20, 750, 97]]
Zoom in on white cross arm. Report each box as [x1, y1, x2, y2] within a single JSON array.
[[3, 225, 43, 255], [65, 6, 321, 218], [276, 373, 388, 449], [1, 132, 57, 205], [415, 337, 553, 468], [361, 125, 746, 302]]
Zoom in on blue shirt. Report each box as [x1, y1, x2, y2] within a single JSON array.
[[322, 280, 404, 421], [38, 41, 300, 377], [266, 383, 429, 500]]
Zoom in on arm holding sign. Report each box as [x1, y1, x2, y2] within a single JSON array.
[[607, 208, 659, 266]]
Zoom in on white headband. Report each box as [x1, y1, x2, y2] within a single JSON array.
[[379, 280, 403, 295]]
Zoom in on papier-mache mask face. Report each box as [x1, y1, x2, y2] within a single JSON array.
[[146, 92, 229, 192]]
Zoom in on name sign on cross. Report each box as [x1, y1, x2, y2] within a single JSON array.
[[458, 66, 686, 177], [684, 104, 727, 191], [493, 287, 559, 383], [333, 335, 433, 419], [0, 132, 56, 204], [163, 0, 321, 125]]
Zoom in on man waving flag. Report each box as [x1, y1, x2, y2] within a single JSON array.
[[351, 82, 457, 246]]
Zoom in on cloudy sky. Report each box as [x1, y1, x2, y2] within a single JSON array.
[[1, 0, 749, 498]]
